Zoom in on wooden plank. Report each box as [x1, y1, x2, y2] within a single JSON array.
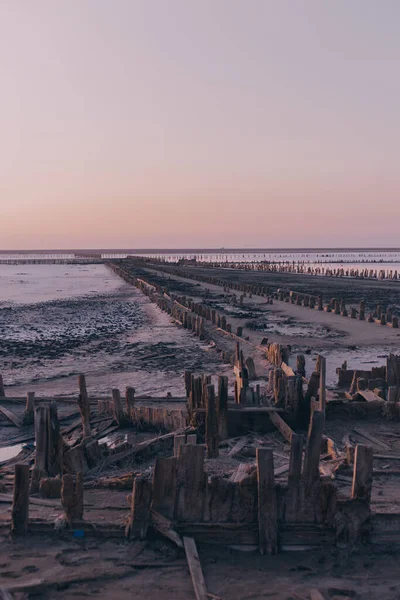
[[0, 406, 23, 428], [152, 456, 177, 520], [227, 437, 247, 458], [183, 537, 208, 600], [126, 477, 152, 540], [257, 448, 277, 555], [151, 509, 183, 548], [175, 445, 205, 522], [310, 590, 326, 600], [230, 463, 248, 482], [357, 390, 383, 403], [281, 362, 295, 377], [268, 410, 293, 443], [353, 428, 390, 450]]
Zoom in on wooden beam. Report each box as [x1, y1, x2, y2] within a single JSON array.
[[183, 536, 208, 600], [268, 410, 294, 443]]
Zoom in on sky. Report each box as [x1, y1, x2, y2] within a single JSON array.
[[1, 1, 399, 250]]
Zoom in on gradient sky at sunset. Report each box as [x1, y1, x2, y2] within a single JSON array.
[[1, 1, 399, 249]]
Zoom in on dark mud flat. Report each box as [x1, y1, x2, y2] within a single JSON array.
[[1, 283, 230, 397], [192, 266, 400, 313]]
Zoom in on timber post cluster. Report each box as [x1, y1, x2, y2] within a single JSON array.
[[110, 258, 399, 331], [127, 254, 400, 281]]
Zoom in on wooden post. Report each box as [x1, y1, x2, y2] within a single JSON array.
[[351, 444, 373, 504], [11, 464, 30, 535], [78, 374, 91, 438], [175, 445, 205, 522], [125, 386, 135, 416], [217, 375, 228, 440], [0, 373, 5, 397], [296, 354, 306, 377], [257, 448, 278, 555], [303, 410, 325, 484], [112, 388, 125, 426], [152, 456, 177, 519], [23, 391, 35, 425], [30, 406, 49, 493], [126, 477, 153, 539], [388, 386, 398, 402], [285, 433, 303, 521], [174, 434, 186, 457], [319, 356, 326, 412], [184, 370, 192, 398], [205, 384, 219, 458], [61, 472, 84, 523]]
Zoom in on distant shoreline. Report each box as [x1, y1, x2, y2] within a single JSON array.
[[2, 247, 400, 254]]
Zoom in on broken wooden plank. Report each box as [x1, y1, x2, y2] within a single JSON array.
[[183, 536, 208, 600], [227, 438, 248, 458], [353, 428, 391, 450], [151, 509, 183, 548], [357, 390, 384, 403], [268, 410, 293, 443], [0, 406, 23, 428]]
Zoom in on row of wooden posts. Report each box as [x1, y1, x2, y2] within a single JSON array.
[[139, 255, 400, 282], [114, 258, 399, 330]]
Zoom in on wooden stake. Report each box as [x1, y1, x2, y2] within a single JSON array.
[[126, 477, 152, 540], [23, 391, 35, 425], [351, 444, 373, 504], [303, 410, 324, 485], [184, 536, 208, 600], [61, 472, 84, 523], [286, 433, 303, 521], [319, 356, 326, 412], [125, 386, 135, 416], [0, 373, 5, 397], [217, 376, 228, 440], [174, 434, 186, 457], [152, 456, 177, 519], [112, 388, 125, 426], [11, 464, 30, 535], [205, 384, 219, 458], [257, 448, 278, 555], [78, 374, 91, 437]]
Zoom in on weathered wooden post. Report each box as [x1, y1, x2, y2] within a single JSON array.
[[125, 386, 135, 416], [303, 410, 325, 484], [11, 464, 30, 535], [296, 354, 306, 377], [23, 391, 35, 425], [217, 375, 228, 440], [0, 374, 5, 397], [285, 433, 303, 522], [184, 370, 192, 398], [257, 448, 277, 555], [78, 374, 91, 438], [205, 384, 219, 458], [174, 434, 186, 457], [319, 356, 326, 412], [112, 388, 125, 426], [61, 472, 84, 523], [126, 477, 153, 539], [351, 445, 373, 504]]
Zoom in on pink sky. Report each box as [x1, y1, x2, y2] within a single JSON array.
[[1, 1, 399, 249]]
